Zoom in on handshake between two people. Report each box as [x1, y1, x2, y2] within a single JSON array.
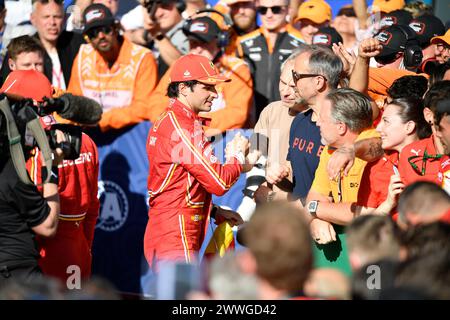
[[224, 132, 261, 172]]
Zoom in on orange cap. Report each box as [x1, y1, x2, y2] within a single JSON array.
[[0, 70, 52, 102], [295, 0, 332, 25], [170, 54, 231, 85], [431, 29, 450, 46], [372, 0, 405, 13]]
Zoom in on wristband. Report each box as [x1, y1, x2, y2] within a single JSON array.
[[41, 166, 59, 184]]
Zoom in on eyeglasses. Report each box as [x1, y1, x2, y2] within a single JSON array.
[[86, 25, 114, 39], [292, 70, 326, 85], [436, 43, 450, 52], [407, 150, 443, 176], [256, 5, 286, 15]]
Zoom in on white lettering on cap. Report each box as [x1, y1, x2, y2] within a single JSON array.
[[409, 22, 424, 34], [380, 16, 396, 28], [313, 34, 331, 46], [190, 22, 208, 34], [86, 9, 105, 23], [183, 70, 191, 78], [376, 31, 392, 44]]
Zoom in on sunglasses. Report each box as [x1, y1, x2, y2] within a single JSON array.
[[292, 70, 326, 85], [337, 8, 356, 17], [256, 5, 286, 15], [436, 43, 450, 52], [32, 0, 64, 4], [86, 25, 114, 39]]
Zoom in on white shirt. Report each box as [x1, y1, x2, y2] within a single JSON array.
[[48, 50, 66, 90]]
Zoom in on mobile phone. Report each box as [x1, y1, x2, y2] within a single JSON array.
[[393, 165, 399, 176]]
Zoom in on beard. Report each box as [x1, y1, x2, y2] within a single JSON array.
[[234, 15, 255, 34]]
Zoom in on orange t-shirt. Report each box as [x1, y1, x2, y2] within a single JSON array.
[[367, 68, 429, 127]]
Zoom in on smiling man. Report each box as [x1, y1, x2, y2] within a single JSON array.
[[145, 54, 248, 270], [68, 3, 158, 132]]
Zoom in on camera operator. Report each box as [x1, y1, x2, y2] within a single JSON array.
[[0, 73, 66, 286], [1, 69, 101, 284]]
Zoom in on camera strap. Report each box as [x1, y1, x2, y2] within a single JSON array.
[[0, 99, 53, 185]]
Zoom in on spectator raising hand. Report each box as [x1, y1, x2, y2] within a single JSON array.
[[358, 38, 383, 59], [332, 42, 357, 76]]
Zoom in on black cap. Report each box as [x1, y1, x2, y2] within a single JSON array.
[[409, 14, 445, 47], [0, 0, 4, 10], [183, 16, 220, 44], [83, 3, 115, 34], [312, 27, 343, 49], [379, 10, 412, 30], [375, 25, 416, 58]]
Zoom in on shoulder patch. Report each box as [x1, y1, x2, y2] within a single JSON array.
[[238, 29, 262, 44]]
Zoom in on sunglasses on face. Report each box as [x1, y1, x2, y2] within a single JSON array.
[[256, 5, 286, 15], [86, 25, 114, 39], [292, 70, 326, 85], [337, 8, 356, 17]]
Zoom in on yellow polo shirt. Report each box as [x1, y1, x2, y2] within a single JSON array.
[[311, 129, 380, 202], [310, 128, 380, 276]]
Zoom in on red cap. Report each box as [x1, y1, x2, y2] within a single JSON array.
[[170, 54, 230, 85], [0, 70, 53, 102]]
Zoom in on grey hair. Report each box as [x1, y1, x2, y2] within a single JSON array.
[[280, 45, 309, 72], [326, 88, 373, 133], [307, 45, 343, 89]]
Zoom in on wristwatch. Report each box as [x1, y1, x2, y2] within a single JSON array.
[[307, 200, 319, 218], [155, 32, 165, 41]]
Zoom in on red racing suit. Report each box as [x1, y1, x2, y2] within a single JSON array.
[[145, 99, 243, 269], [27, 131, 100, 282]]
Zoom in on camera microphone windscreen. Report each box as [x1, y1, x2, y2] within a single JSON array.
[[56, 93, 103, 125]]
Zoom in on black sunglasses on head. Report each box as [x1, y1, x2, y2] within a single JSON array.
[[256, 5, 286, 15], [86, 25, 114, 39], [32, 0, 64, 4]]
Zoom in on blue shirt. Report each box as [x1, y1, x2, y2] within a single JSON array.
[[287, 109, 324, 200]]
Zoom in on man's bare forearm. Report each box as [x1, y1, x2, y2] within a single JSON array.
[[355, 137, 383, 162], [349, 56, 370, 93]]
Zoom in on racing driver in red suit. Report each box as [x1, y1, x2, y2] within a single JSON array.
[[145, 54, 248, 270]]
